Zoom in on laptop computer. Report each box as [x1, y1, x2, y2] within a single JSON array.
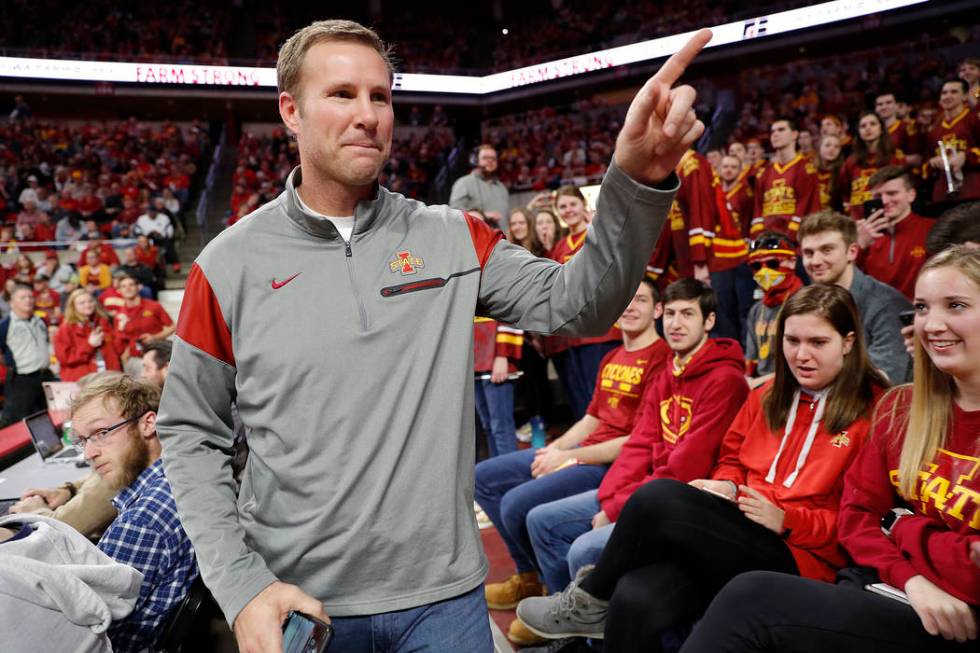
[[24, 411, 84, 464]]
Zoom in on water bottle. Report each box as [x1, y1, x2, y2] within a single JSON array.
[[530, 416, 547, 449], [62, 420, 73, 447]]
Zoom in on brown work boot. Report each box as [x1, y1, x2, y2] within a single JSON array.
[[507, 616, 547, 646], [485, 571, 545, 610]]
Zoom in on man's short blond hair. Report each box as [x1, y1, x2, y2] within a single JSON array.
[[277, 20, 394, 102], [71, 373, 161, 421]]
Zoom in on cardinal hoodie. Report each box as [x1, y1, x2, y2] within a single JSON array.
[[598, 337, 749, 521]]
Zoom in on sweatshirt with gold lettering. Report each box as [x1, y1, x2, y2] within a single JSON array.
[[839, 387, 980, 605]]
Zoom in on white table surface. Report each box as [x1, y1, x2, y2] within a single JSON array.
[[0, 452, 90, 499]]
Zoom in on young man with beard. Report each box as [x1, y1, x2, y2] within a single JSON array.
[[519, 279, 748, 645], [449, 144, 510, 229], [744, 233, 803, 378], [799, 211, 911, 384], [72, 374, 197, 653]]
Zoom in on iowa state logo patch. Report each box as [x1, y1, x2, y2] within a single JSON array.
[[389, 250, 425, 275]]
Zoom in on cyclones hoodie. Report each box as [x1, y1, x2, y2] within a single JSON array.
[[598, 337, 748, 521]]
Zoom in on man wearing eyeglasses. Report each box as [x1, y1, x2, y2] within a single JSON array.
[[72, 374, 198, 653]]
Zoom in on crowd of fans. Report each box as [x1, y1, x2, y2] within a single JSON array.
[[0, 116, 207, 417], [228, 122, 456, 225], [453, 48, 980, 649]]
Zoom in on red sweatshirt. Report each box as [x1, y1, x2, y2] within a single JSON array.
[[580, 338, 671, 448], [839, 387, 980, 604], [473, 317, 523, 374], [857, 212, 932, 301], [711, 382, 880, 581], [54, 316, 123, 381], [598, 338, 748, 521]]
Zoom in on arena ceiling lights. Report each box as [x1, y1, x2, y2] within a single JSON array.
[[0, 0, 927, 95]]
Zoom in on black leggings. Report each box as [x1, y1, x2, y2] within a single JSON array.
[[680, 571, 973, 652], [579, 479, 799, 652]]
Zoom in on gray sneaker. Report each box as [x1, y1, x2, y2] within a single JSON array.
[[516, 566, 607, 640]]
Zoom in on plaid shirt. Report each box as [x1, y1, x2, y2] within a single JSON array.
[[98, 459, 198, 652]]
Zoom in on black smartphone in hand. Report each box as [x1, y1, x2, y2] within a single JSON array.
[[898, 310, 915, 328], [283, 611, 333, 653], [863, 198, 884, 219]]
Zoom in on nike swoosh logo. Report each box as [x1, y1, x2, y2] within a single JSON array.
[[271, 273, 301, 290]]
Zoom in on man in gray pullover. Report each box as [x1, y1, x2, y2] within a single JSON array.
[[157, 19, 712, 653], [799, 210, 912, 384]]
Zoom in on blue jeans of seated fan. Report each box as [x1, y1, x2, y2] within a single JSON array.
[[526, 489, 614, 592], [474, 448, 608, 579]]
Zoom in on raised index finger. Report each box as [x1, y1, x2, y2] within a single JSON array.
[[654, 28, 713, 86]]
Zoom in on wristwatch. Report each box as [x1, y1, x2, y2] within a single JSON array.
[[880, 508, 913, 537]]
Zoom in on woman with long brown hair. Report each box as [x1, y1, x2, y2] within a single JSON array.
[[507, 207, 546, 257], [54, 288, 122, 381], [518, 284, 887, 651], [840, 111, 905, 219], [679, 246, 980, 652]]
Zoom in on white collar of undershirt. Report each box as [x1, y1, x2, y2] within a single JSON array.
[[295, 192, 355, 241]]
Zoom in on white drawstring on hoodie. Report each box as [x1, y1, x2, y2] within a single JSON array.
[[765, 389, 829, 488]]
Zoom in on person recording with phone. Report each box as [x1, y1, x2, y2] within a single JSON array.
[[854, 166, 932, 301], [516, 284, 887, 651], [54, 288, 123, 381]]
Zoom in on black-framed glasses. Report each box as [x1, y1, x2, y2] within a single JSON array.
[[70, 413, 145, 449], [748, 260, 783, 272]]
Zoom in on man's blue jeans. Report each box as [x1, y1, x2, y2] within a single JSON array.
[[474, 378, 517, 457], [552, 341, 619, 419], [474, 449, 608, 578], [526, 489, 613, 592], [710, 264, 756, 344], [327, 584, 492, 652]]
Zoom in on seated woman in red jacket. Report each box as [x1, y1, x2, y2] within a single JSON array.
[[54, 288, 122, 381], [516, 284, 887, 651], [679, 245, 980, 652]]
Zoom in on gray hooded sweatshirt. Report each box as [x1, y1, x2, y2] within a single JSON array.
[[0, 514, 142, 653], [157, 161, 677, 623]]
